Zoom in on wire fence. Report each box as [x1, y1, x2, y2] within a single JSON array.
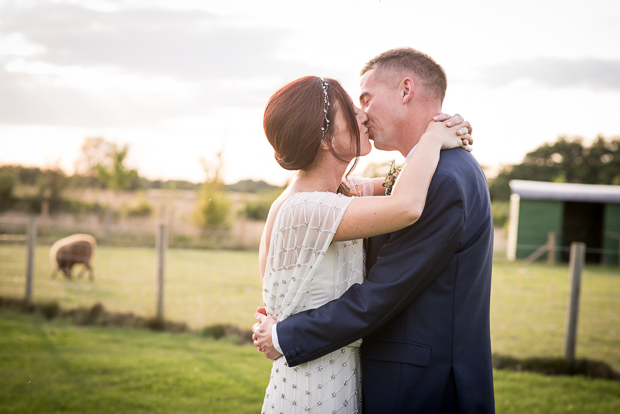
[[1, 217, 619, 372], [0, 217, 262, 330]]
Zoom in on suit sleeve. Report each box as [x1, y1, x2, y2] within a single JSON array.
[[276, 172, 465, 366]]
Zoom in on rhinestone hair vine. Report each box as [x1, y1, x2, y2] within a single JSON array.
[[319, 77, 330, 143]]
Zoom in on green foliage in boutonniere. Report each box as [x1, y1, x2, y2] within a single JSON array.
[[382, 160, 402, 195]]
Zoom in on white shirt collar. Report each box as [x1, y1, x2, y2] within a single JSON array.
[[405, 144, 418, 162]]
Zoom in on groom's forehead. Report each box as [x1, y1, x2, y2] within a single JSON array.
[[360, 70, 379, 93], [360, 69, 377, 88]]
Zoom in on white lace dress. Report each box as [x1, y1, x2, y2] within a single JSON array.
[[261, 178, 373, 414]]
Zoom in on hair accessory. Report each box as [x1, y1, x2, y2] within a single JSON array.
[[319, 77, 330, 143]]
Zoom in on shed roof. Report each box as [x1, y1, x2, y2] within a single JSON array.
[[509, 180, 620, 204]]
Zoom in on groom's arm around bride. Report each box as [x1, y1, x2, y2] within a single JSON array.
[[276, 147, 494, 413]]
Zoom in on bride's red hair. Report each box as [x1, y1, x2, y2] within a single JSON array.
[[263, 76, 361, 193]]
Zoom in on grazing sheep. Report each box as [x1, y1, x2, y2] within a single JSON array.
[[50, 234, 97, 280]]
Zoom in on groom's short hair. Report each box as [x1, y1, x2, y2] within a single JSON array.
[[361, 47, 447, 104]]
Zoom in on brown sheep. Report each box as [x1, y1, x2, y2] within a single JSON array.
[[50, 234, 97, 280]]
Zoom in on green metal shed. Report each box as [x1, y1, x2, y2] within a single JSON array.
[[507, 180, 620, 265]]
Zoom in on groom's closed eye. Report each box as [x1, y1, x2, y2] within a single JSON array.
[[359, 93, 370, 107]]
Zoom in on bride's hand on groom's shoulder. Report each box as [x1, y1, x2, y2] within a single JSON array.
[[431, 113, 473, 151], [252, 307, 283, 360]]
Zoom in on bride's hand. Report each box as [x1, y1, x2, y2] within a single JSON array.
[[424, 116, 473, 152], [432, 113, 473, 148]]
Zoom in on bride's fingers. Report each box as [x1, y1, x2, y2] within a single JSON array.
[[459, 133, 472, 145], [457, 127, 469, 136], [462, 138, 473, 152], [445, 113, 464, 127], [252, 322, 261, 333], [455, 120, 472, 135], [433, 113, 451, 122]]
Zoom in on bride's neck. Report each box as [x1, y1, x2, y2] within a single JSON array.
[[290, 157, 348, 194]]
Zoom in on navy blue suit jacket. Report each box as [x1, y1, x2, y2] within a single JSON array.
[[276, 148, 495, 413]]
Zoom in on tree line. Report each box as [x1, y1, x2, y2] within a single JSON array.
[[488, 134, 620, 201], [2, 135, 617, 228], [0, 138, 281, 229]]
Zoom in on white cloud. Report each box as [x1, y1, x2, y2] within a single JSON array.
[[0, 32, 46, 56], [479, 58, 620, 91]]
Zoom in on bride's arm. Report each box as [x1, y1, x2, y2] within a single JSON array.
[[332, 120, 470, 242]]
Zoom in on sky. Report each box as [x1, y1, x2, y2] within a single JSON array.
[[1, 0, 619, 186]]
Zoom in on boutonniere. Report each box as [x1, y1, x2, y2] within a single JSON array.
[[382, 160, 402, 196]]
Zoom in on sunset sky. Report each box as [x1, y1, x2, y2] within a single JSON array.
[[1, 0, 619, 185]]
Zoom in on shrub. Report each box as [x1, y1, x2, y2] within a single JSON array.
[[243, 188, 283, 221], [125, 191, 153, 217], [492, 201, 510, 229]]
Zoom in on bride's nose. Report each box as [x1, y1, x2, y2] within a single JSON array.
[[355, 106, 368, 123]]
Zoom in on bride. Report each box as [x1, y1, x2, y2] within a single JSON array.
[[257, 76, 471, 413]]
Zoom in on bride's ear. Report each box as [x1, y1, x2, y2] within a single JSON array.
[[319, 137, 331, 151], [400, 77, 414, 104]]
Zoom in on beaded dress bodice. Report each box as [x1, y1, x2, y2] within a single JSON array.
[[261, 178, 373, 414]]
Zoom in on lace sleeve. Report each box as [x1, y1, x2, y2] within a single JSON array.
[[345, 176, 375, 197], [263, 192, 354, 320]]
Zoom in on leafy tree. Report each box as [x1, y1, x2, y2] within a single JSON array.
[[36, 167, 69, 212], [489, 135, 620, 201], [94, 144, 138, 191], [0, 170, 18, 210], [192, 152, 232, 230], [76, 138, 112, 176]]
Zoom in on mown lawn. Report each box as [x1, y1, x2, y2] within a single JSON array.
[[0, 309, 272, 414], [1, 309, 619, 414], [1, 245, 619, 371]]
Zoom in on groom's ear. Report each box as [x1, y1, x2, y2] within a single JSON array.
[[400, 77, 414, 104]]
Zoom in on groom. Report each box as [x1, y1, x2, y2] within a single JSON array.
[[253, 47, 495, 413]]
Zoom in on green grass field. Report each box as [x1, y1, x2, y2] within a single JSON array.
[[1, 309, 619, 414], [1, 244, 619, 372]]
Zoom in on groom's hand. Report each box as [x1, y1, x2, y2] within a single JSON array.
[[252, 308, 282, 360]]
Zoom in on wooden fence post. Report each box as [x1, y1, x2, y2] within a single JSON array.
[[156, 224, 167, 322], [40, 200, 49, 238], [25, 217, 37, 304], [546, 231, 556, 265], [104, 207, 112, 244], [564, 242, 585, 362]]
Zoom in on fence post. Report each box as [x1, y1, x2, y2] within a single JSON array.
[[104, 208, 112, 244], [546, 231, 556, 265], [156, 224, 167, 322], [40, 200, 49, 238], [564, 242, 585, 362], [25, 217, 37, 304]]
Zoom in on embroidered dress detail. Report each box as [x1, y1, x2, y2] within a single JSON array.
[[261, 177, 373, 414]]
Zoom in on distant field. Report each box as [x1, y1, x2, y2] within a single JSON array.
[[1, 244, 619, 371], [1, 309, 619, 414]]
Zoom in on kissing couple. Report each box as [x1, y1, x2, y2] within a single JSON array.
[[252, 47, 495, 414]]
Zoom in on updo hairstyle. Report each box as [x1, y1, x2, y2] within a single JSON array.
[[263, 76, 361, 184]]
